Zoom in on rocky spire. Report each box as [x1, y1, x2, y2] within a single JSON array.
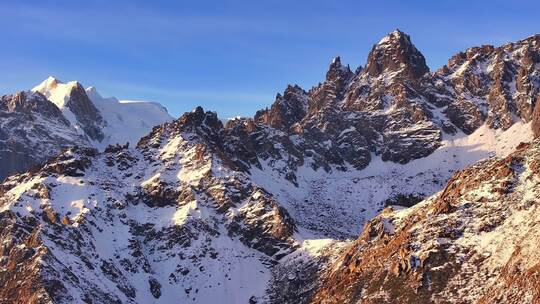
[[326, 56, 353, 83], [178, 106, 223, 132], [365, 29, 429, 79], [65, 82, 105, 141], [308, 56, 354, 113], [253, 84, 309, 130]]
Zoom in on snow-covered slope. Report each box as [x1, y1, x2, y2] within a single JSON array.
[[250, 121, 533, 239], [85, 87, 172, 149], [32, 76, 90, 132], [32, 77, 173, 148], [0, 110, 296, 303]]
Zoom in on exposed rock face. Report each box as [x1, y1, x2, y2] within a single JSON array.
[[1, 91, 65, 118], [254, 85, 309, 130], [308, 56, 355, 114], [0, 91, 87, 179], [62, 82, 105, 141], [532, 95, 540, 137], [365, 29, 429, 80], [434, 35, 540, 131]]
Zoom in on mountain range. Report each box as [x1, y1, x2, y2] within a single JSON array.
[[1, 30, 539, 303], [0, 76, 172, 179]]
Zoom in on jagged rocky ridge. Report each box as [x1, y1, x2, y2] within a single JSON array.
[[0, 91, 89, 179], [0, 77, 172, 179], [1, 30, 540, 303]]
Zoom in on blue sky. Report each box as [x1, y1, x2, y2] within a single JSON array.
[[1, 0, 539, 119]]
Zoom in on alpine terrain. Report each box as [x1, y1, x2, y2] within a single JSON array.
[[1, 30, 540, 303], [0, 77, 173, 179]]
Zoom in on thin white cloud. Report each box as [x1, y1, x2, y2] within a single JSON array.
[[99, 80, 274, 104]]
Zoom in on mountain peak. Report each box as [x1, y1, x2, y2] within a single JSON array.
[[328, 56, 349, 71], [326, 56, 353, 82], [44, 75, 60, 84], [366, 30, 429, 79], [84, 86, 109, 102], [31, 77, 105, 141], [85, 86, 98, 95], [376, 29, 406, 45], [178, 106, 222, 131], [32, 77, 83, 109], [32, 76, 61, 93]]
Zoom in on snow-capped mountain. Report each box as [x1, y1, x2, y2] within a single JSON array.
[[0, 77, 172, 179], [32, 76, 173, 150], [84, 86, 172, 150], [1, 30, 540, 304]]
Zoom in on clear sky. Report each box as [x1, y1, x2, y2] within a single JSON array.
[[1, 0, 539, 119]]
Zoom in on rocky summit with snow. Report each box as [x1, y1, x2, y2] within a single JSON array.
[[0, 77, 172, 179], [1, 30, 540, 304]]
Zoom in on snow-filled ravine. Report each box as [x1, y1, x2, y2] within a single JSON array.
[[249, 122, 533, 239]]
